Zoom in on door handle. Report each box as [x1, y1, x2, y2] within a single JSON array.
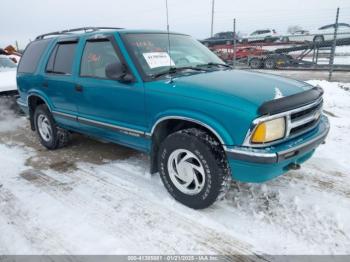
[[75, 85, 83, 92]]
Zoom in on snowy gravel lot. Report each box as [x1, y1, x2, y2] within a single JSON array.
[[0, 79, 349, 256]]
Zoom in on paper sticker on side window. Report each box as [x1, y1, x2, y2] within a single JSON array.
[[143, 52, 175, 69]]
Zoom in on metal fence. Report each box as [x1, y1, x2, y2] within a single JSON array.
[[202, 7, 350, 81]]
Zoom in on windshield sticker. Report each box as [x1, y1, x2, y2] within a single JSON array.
[[143, 52, 175, 69]]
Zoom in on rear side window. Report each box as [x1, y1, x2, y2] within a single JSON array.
[[80, 40, 120, 78], [18, 39, 50, 73], [46, 43, 77, 75]]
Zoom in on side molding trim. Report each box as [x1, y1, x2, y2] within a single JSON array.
[[52, 111, 146, 138]]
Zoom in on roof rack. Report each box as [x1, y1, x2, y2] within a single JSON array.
[[35, 27, 123, 40]]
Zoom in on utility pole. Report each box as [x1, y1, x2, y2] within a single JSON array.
[[233, 18, 237, 68], [210, 0, 215, 37], [329, 7, 339, 81]]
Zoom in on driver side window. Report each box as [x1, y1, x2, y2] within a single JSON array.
[[80, 40, 120, 78]]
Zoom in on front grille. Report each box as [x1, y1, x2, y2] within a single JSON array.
[[290, 119, 318, 135], [290, 101, 322, 121], [288, 99, 323, 137]]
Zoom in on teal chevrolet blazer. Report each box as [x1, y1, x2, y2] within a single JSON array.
[[16, 27, 329, 209]]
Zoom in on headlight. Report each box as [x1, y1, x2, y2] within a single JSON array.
[[251, 117, 286, 143]]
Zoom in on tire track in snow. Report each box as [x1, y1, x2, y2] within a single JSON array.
[[0, 187, 68, 254], [74, 164, 271, 259], [282, 162, 350, 199], [17, 165, 264, 259]]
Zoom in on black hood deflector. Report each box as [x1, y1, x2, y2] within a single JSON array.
[[258, 86, 323, 115]]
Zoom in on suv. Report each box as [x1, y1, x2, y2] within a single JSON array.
[[201, 31, 239, 46], [313, 23, 350, 42], [17, 27, 329, 209], [242, 29, 279, 43]]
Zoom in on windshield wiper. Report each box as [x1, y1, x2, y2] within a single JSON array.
[[196, 62, 232, 69], [151, 66, 208, 79]]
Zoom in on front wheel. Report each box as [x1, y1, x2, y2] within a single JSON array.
[[158, 128, 230, 209]]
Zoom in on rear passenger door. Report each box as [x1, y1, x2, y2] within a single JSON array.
[[44, 39, 80, 119]]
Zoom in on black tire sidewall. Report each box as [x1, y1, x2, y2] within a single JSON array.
[[314, 35, 324, 43], [34, 105, 58, 149], [264, 58, 275, 69], [158, 132, 223, 209], [250, 58, 262, 69]]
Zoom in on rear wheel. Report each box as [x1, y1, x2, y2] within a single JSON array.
[[249, 58, 263, 69], [264, 57, 276, 69], [313, 35, 324, 43], [34, 104, 69, 150], [158, 128, 230, 209], [281, 36, 289, 43], [264, 37, 273, 43]]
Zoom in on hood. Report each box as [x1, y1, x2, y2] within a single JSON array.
[[157, 70, 312, 114]]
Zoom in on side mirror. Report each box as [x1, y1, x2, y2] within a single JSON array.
[[105, 62, 133, 82]]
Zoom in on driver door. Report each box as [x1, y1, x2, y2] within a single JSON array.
[[75, 36, 147, 150]]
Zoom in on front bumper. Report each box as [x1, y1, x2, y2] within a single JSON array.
[[225, 115, 330, 182]]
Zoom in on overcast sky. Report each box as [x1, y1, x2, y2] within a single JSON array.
[[1, 0, 349, 48]]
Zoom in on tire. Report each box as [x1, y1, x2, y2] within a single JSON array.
[[264, 37, 272, 43], [264, 57, 276, 69], [158, 128, 231, 209], [33, 104, 69, 150], [249, 58, 263, 69], [313, 35, 324, 43], [281, 37, 289, 43]]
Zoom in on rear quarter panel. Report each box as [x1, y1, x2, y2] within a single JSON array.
[[17, 39, 56, 108]]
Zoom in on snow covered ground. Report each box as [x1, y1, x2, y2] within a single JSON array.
[[0, 80, 349, 256]]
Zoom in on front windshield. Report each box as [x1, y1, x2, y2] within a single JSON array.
[[123, 33, 224, 78]]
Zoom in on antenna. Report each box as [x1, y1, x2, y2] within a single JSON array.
[[165, 0, 173, 82], [210, 0, 215, 37]]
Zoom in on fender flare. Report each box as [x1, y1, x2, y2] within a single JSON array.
[[148, 114, 235, 174], [27, 92, 53, 130], [149, 114, 235, 148], [27, 92, 53, 111]]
